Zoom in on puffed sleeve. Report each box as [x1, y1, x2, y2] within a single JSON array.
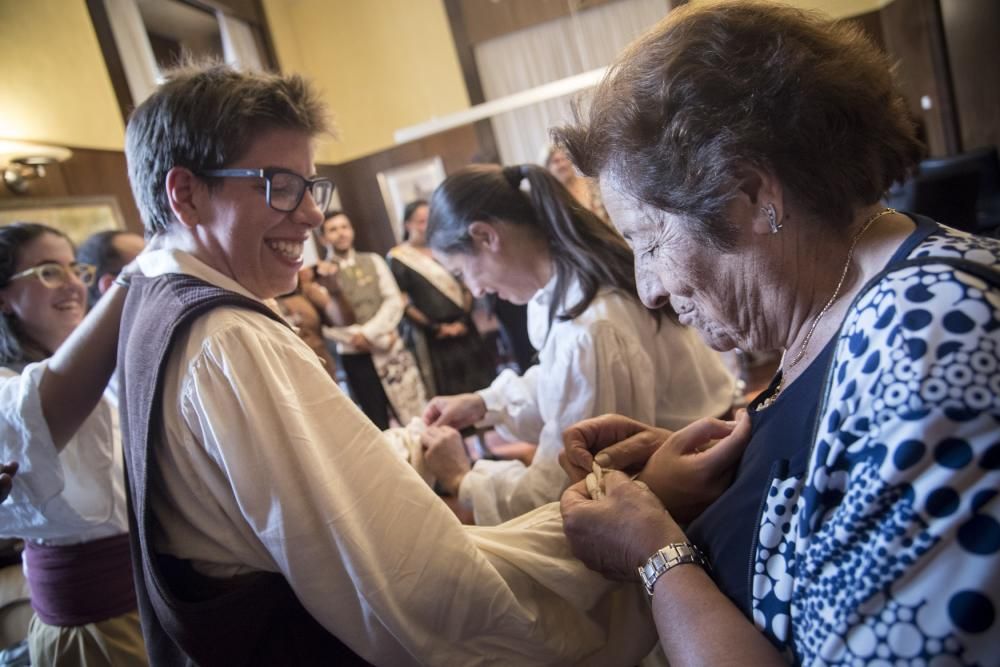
[[476, 364, 545, 443], [0, 363, 116, 539], [462, 321, 656, 526]]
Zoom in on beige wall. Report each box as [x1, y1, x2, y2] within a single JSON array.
[[0, 0, 124, 151], [262, 0, 470, 165]]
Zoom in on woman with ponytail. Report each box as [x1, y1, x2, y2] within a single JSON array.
[[420, 163, 736, 525]]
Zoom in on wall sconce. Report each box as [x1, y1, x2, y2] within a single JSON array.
[[0, 140, 73, 195]]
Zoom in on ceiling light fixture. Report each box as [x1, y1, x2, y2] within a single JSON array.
[[0, 141, 73, 194]]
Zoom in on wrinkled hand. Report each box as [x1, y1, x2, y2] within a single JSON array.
[[561, 414, 670, 483], [561, 470, 685, 581], [349, 332, 372, 351], [421, 425, 471, 495], [422, 393, 486, 429], [0, 461, 18, 503], [636, 413, 751, 523]]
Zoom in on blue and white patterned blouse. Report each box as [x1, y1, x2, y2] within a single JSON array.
[[695, 217, 999, 665]]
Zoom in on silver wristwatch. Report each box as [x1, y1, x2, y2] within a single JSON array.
[[638, 542, 710, 595]]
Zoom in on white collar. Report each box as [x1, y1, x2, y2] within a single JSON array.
[[137, 248, 263, 304], [332, 248, 357, 266], [526, 270, 584, 350]]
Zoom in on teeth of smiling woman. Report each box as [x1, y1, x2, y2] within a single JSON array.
[[267, 240, 303, 259]]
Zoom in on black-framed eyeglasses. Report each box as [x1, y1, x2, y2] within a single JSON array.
[[200, 168, 335, 213], [9, 262, 96, 289]]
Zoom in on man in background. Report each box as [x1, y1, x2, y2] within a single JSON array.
[[318, 211, 425, 427], [77, 231, 146, 307]]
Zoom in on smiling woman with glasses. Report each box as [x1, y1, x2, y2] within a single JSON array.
[[200, 167, 335, 213], [0, 221, 149, 664]]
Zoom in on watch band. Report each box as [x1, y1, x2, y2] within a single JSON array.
[[638, 542, 710, 596]]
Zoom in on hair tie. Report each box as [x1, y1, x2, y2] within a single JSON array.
[[502, 165, 524, 190]]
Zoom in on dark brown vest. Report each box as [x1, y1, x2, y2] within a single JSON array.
[[118, 273, 369, 666]]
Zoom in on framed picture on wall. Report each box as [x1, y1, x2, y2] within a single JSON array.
[[0, 196, 126, 245], [376, 156, 446, 242]]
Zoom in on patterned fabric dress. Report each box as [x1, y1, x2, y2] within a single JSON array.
[[692, 217, 1000, 665]]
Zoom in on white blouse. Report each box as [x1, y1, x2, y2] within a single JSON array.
[[0, 362, 128, 545], [465, 276, 736, 526], [136, 249, 655, 667]]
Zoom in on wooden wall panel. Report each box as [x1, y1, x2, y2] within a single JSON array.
[[940, 0, 1000, 151], [317, 124, 489, 256], [0, 148, 143, 234]]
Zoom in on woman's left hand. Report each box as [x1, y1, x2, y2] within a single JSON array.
[[637, 412, 752, 523], [561, 470, 685, 581]]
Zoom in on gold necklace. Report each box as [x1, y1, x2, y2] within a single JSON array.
[[756, 207, 896, 410]]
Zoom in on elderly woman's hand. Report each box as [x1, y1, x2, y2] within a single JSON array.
[[560, 414, 670, 483], [561, 470, 685, 581], [0, 461, 18, 503], [636, 413, 751, 524]]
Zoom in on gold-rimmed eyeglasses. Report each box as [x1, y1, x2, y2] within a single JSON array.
[[9, 262, 96, 288]]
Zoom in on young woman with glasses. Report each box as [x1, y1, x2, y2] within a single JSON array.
[[0, 222, 149, 665]]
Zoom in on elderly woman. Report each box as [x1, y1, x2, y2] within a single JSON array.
[[556, 2, 1000, 665]]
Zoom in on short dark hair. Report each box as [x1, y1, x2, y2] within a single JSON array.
[[125, 61, 330, 235], [0, 222, 72, 366], [427, 163, 662, 327], [401, 199, 428, 241], [402, 199, 428, 224], [555, 1, 922, 249], [76, 230, 132, 306]]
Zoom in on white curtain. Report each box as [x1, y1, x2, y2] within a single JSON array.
[[475, 0, 670, 166], [103, 0, 161, 106], [218, 12, 264, 71]]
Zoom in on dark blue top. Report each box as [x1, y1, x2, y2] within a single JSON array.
[[684, 214, 939, 616]]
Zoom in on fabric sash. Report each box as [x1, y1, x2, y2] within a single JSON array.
[[23, 533, 136, 626], [388, 244, 465, 308]]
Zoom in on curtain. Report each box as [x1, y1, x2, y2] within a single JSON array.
[[474, 0, 670, 166], [103, 0, 160, 106], [218, 12, 264, 71]]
